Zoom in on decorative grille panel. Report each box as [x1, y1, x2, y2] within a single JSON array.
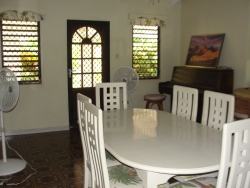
[[72, 27, 102, 88]]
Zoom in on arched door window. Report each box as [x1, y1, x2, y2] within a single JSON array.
[[72, 26, 102, 88], [67, 20, 110, 128]]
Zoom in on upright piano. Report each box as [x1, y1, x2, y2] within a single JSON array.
[[159, 66, 234, 122]]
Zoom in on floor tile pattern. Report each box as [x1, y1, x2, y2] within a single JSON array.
[[0, 130, 84, 188], [1, 129, 177, 188]]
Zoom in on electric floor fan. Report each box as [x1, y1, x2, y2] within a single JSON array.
[[0, 68, 26, 176]]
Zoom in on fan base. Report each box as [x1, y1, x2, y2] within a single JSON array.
[[0, 159, 26, 176]]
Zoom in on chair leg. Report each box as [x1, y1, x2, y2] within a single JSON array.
[[157, 102, 163, 111], [84, 168, 90, 188], [145, 101, 164, 111], [145, 101, 151, 109]]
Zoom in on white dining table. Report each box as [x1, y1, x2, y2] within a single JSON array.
[[103, 108, 222, 188]]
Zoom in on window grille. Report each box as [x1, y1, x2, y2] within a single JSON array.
[[1, 20, 41, 84], [132, 25, 160, 79]]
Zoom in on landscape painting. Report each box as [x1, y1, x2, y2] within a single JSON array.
[[185, 33, 225, 68]]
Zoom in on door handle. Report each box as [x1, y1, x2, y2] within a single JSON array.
[[68, 69, 72, 78]]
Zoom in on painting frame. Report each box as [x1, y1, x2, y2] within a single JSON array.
[[185, 33, 225, 68]]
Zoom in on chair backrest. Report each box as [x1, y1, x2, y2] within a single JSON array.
[[78, 94, 110, 188], [77, 93, 93, 187], [79, 93, 92, 103], [77, 93, 92, 126], [171, 85, 198, 122], [95, 82, 127, 111], [201, 90, 235, 130], [216, 118, 250, 188]]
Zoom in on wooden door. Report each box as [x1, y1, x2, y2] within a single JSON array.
[[67, 20, 110, 128]]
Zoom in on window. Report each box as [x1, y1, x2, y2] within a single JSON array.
[[1, 20, 41, 84], [71, 26, 103, 88], [132, 25, 160, 79]]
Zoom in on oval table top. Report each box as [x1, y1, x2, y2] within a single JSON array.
[[103, 108, 222, 175]]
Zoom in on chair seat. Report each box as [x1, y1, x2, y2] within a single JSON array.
[[174, 171, 218, 182], [144, 94, 166, 101], [144, 94, 166, 111], [106, 150, 121, 166], [108, 165, 144, 187], [169, 177, 217, 188]]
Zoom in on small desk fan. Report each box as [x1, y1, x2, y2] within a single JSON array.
[[0, 68, 26, 176]]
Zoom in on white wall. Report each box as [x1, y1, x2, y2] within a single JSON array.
[[0, 0, 181, 132], [180, 0, 250, 89], [2, 0, 249, 132]]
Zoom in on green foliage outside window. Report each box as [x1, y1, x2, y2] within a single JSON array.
[[20, 41, 39, 82], [132, 25, 160, 79]]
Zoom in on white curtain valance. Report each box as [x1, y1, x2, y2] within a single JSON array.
[[132, 17, 165, 27], [0, 10, 43, 21]]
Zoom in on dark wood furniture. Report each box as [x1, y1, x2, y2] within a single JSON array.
[[144, 94, 166, 111], [159, 66, 234, 122], [234, 88, 250, 120]]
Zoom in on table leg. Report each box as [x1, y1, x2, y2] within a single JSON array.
[[135, 169, 173, 188]]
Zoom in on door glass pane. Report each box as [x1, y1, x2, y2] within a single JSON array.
[[93, 73, 102, 86], [93, 44, 101, 58], [93, 59, 102, 72], [92, 33, 101, 43], [72, 59, 81, 73], [83, 74, 92, 87], [87, 27, 96, 38], [72, 44, 81, 58], [83, 60, 92, 73], [82, 44, 92, 58], [72, 74, 81, 88], [77, 27, 87, 39], [72, 33, 82, 43]]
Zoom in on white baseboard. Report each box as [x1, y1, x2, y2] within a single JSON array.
[[4, 126, 70, 136]]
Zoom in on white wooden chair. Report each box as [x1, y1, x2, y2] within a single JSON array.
[[77, 93, 120, 188], [171, 85, 198, 122], [79, 94, 92, 103], [169, 118, 250, 188], [77, 94, 92, 188], [174, 90, 235, 182], [95, 82, 127, 111], [78, 97, 144, 188], [202, 90, 235, 130]]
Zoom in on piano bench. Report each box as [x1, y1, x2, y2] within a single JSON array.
[[144, 94, 166, 111]]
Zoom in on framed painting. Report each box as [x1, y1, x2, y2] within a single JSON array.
[[185, 33, 225, 68]]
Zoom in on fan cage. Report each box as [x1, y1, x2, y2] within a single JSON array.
[[112, 66, 139, 93], [0, 68, 19, 111]]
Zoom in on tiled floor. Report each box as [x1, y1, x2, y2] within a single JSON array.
[[1, 129, 178, 188], [0, 129, 84, 188]]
